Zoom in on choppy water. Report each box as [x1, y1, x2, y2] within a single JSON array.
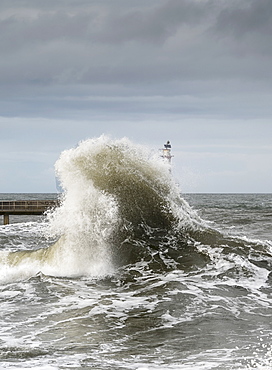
[[0, 137, 271, 369]]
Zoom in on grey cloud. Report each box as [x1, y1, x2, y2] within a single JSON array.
[[0, 0, 271, 121], [91, 0, 208, 44], [214, 0, 272, 36], [0, 0, 207, 49], [211, 0, 272, 57], [0, 12, 94, 51]]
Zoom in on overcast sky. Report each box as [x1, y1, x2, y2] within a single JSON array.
[[1, 0, 272, 193]]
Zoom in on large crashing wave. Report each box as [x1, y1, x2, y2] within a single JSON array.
[[45, 136, 207, 275], [2, 136, 270, 282], [0, 136, 208, 281]]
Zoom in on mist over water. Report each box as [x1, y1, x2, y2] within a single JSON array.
[[0, 136, 271, 369]]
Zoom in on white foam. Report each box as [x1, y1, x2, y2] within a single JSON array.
[[0, 136, 210, 282]]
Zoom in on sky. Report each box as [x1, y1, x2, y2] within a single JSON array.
[[1, 0, 272, 193]]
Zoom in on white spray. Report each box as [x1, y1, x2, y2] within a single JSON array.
[[0, 136, 204, 282]]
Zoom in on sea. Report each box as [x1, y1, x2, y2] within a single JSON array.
[[0, 136, 271, 370]]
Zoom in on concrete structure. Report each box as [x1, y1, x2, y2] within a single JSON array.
[[0, 200, 59, 225]]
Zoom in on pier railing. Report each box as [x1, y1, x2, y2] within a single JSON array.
[[0, 200, 59, 225]]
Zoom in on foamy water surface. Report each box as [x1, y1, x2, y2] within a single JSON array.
[[0, 137, 271, 369]]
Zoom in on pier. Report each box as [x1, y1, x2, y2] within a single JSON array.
[[0, 200, 59, 225]]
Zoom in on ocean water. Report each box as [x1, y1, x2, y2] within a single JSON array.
[[0, 137, 271, 370]]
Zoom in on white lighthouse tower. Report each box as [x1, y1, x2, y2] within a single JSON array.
[[160, 140, 173, 165]]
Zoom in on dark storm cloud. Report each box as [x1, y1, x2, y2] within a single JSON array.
[[89, 0, 208, 44], [0, 1, 208, 83], [214, 0, 272, 37], [0, 0, 218, 87], [0, 0, 206, 45], [209, 0, 272, 69], [0, 0, 272, 119], [0, 1, 269, 81]]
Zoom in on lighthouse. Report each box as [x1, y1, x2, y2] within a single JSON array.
[[160, 140, 173, 165]]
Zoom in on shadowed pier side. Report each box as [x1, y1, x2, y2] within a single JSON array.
[[0, 200, 59, 225]]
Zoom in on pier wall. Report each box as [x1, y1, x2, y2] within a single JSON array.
[[0, 200, 59, 225]]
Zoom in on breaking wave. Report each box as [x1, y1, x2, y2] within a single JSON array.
[[0, 136, 271, 283]]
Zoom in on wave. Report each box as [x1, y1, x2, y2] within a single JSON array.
[[45, 135, 208, 274], [0, 136, 271, 283]]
